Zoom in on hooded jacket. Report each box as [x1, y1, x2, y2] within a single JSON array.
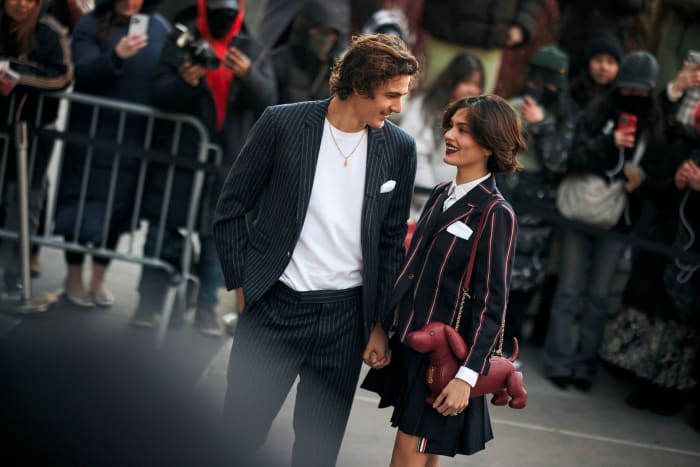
[[144, 0, 276, 234]]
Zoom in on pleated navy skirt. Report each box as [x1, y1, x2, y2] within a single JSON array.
[[361, 336, 493, 457]]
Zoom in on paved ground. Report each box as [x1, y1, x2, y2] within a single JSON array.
[[1, 246, 700, 466]]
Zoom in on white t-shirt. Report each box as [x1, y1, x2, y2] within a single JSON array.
[[279, 119, 368, 291]]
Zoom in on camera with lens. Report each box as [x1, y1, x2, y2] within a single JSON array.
[[173, 23, 220, 70]]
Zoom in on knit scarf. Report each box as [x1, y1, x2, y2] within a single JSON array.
[[196, 0, 244, 131]]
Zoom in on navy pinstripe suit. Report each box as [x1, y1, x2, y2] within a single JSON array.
[[391, 176, 517, 376], [213, 98, 416, 466]]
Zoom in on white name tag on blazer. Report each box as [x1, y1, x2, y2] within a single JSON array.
[[379, 180, 396, 193], [447, 221, 473, 240]]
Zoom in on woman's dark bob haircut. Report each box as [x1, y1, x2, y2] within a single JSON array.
[[329, 33, 419, 100], [442, 95, 525, 173]]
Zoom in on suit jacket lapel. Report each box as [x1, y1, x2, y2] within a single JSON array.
[[360, 126, 387, 246], [431, 175, 496, 238], [296, 99, 330, 222]]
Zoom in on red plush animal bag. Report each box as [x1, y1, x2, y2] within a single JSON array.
[[405, 198, 527, 409]]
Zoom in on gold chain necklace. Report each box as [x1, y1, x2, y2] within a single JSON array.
[[328, 122, 367, 167]]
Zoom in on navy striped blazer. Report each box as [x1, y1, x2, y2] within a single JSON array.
[[391, 175, 517, 375], [213, 98, 417, 342]]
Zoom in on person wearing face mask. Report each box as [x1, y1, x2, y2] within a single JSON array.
[[543, 51, 666, 392], [52, 0, 169, 308], [496, 45, 579, 361], [131, 0, 276, 334], [268, 0, 348, 104]]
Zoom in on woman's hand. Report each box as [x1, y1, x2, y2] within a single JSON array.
[[115, 34, 148, 59], [613, 128, 635, 149], [363, 323, 391, 369], [520, 96, 544, 124], [178, 62, 206, 87], [670, 62, 700, 95], [433, 378, 470, 417], [675, 163, 689, 190], [684, 160, 700, 191]]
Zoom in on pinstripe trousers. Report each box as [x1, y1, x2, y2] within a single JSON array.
[[222, 282, 364, 467]]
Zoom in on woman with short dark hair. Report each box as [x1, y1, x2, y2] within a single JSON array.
[[363, 94, 524, 466]]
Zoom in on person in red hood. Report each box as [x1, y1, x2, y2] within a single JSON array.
[[132, 0, 277, 334]]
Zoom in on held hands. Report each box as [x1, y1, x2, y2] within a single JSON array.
[[433, 378, 471, 417], [224, 46, 251, 78], [115, 34, 148, 59], [363, 323, 391, 369], [521, 95, 544, 123], [178, 62, 206, 87]]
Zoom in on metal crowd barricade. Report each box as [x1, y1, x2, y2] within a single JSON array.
[[0, 90, 222, 348]]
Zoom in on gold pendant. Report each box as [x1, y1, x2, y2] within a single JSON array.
[[343, 160, 348, 167]]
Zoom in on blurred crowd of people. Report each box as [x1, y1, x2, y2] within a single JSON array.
[[0, 0, 699, 433]]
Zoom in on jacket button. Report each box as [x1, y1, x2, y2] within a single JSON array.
[[408, 273, 415, 280], [287, 251, 291, 258]]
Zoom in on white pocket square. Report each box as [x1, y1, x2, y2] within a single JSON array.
[[379, 180, 396, 194], [447, 221, 473, 240]]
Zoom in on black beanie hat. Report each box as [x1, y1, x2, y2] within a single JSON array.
[[583, 32, 624, 64], [616, 51, 659, 91]]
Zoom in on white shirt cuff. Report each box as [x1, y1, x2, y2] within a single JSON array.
[[455, 366, 479, 387], [666, 82, 683, 102]]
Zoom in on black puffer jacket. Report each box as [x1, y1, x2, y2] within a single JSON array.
[[421, 0, 545, 49]]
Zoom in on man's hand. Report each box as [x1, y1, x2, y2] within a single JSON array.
[[362, 323, 391, 369], [521, 95, 544, 123], [224, 46, 251, 79], [178, 62, 206, 87], [115, 34, 148, 59], [433, 378, 471, 416], [506, 25, 524, 47]]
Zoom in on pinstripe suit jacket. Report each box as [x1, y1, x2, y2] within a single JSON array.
[[391, 175, 517, 376], [213, 98, 417, 343]]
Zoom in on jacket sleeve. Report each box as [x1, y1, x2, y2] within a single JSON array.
[[375, 137, 417, 325], [463, 202, 517, 374], [513, 0, 546, 45], [566, 117, 619, 174], [234, 39, 278, 116], [213, 106, 278, 290], [71, 16, 127, 91], [152, 34, 206, 112], [529, 110, 580, 174], [12, 18, 72, 91]]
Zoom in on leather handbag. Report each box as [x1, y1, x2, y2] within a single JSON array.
[[405, 197, 527, 409], [556, 139, 647, 229]]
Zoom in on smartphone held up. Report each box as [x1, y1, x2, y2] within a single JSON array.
[[128, 14, 149, 37], [617, 112, 637, 133]]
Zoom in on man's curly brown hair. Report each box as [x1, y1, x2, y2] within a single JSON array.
[[329, 34, 419, 100]]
